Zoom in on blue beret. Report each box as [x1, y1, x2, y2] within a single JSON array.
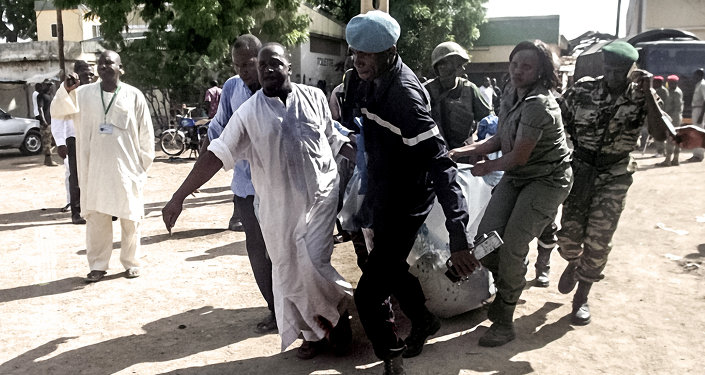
[[346, 11, 400, 53], [602, 41, 638, 67]]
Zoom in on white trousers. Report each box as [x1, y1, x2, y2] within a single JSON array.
[[691, 106, 704, 159], [86, 212, 140, 271]]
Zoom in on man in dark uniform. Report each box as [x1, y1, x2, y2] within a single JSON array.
[[345, 11, 479, 375], [557, 41, 671, 325], [423, 41, 491, 149]]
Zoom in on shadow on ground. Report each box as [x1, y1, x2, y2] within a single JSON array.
[[154, 302, 571, 375], [0, 306, 273, 375], [74, 228, 229, 255]]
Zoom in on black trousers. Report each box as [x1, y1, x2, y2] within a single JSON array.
[[354, 211, 429, 360], [66, 137, 81, 216], [234, 194, 274, 313]]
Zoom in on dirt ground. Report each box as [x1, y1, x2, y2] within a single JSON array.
[[0, 146, 703, 375]]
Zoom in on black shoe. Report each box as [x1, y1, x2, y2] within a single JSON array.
[[60, 204, 70, 213], [85, 270, 106, 283], [72, 214, 86, 225], [478, 322, 516, 347], [571, 281, 592, 325], [558, 262, 578, 294], [402, 313, 441, 358], [685, 156, 703, 163], [228, 218, 244, 231], [571, 302, 591, 325], [382, 356, 406, 375], [254, 312, 278, 334]]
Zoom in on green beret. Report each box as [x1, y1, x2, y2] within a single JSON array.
[[602, 41, 638, 67]]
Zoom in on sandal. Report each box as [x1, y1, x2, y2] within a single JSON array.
[[255, 312, 278, 334], [85, 270, 106, 283], [125, 268, 140, 278]]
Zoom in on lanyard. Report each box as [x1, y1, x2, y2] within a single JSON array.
[[101, 85, 121, 122]]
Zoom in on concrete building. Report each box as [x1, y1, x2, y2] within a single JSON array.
[[465, 15, 568, 87], [290, 4, 348, 95], [627, 0, 705, 39]]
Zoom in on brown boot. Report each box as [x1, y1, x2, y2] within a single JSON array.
[[44, 155, 57, 166]]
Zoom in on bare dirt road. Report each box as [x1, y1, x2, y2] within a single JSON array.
[[0, 147, 703, 375]]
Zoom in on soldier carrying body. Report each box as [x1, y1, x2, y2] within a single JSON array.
[[556, 41, 673, 325]]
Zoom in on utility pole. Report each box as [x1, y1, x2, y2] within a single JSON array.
[[56, 7, 66, 81], [361, 0, 389, 13], [615, 0, 622, 37]]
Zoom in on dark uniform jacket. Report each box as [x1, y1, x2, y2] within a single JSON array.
[[349, 55, 470, 252], [423, 77, 491, 149]]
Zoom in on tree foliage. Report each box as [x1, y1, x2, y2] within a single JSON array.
[[1, 0, 37, 42], [309, 0, 358, 24], [54, 0, 311, 128], [310, 0, 487, 78], [391, 0, 487, 78]]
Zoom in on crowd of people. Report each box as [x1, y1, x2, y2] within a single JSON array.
[[41, 9, 705, 375]]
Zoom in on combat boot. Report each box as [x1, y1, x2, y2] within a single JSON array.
[[402, 310, 441, 358], [571, 281, 592, 325], [534, 245, 553, 287], [479, 297, 516, 347], [44, 155, 57, 166], [382, 356, 405, 375], [558, 260, 579, 294]]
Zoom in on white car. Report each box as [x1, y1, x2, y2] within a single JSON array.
[[0, 108, 42, 155]]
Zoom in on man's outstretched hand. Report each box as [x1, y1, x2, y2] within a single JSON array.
[[162, 198, 184, 235]]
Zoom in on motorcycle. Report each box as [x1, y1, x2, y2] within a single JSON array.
[[160, 106, 209, 158]]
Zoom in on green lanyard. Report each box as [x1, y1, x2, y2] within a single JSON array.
[[101, 85, 121, 123]]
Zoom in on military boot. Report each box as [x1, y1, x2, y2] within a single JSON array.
[[382, 356, 405, 375], [558, 260, 579, 294], [571, 281, 592, 325], [402, 310, 441, 358], [478, 297, 516, 347], [534, 245, 553, 287]]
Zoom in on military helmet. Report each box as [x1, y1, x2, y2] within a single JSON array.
[[431, 41, 470, 68]]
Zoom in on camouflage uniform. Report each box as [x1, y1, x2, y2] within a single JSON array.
[[557, 76, 648, 282]]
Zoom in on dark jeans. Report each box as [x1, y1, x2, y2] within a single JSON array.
[[234, 194, 274, 313], [354, 211, 428, 360], [66, 137, 81, 216]]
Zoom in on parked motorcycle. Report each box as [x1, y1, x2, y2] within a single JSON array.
[[160, 107, 208, 158]]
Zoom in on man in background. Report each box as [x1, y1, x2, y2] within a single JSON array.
[[51, 60, 94, 224], [204, 80, 221, 119]]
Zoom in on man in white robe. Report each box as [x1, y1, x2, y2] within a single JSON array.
[[162, 43, 355, 357], [51, 50, 155, 282]]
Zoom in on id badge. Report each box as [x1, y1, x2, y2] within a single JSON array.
[[99, 123, 114, 134]]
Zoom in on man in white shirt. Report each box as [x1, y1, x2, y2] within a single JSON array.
[[51, 60, 93, 224], [52, 50, 155, 282], [479, 76, 496, 110], [163, 43, 356, 360]]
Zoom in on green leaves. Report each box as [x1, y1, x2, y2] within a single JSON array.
[[53, 0, 310, 124], [391, 0, 487, 77], [1, 0, 39, 42]]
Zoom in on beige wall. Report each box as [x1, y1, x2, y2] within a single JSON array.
[[301, 4, 345, 39], [469, 44, 561, 64], [36, 8, 100, 42], [628, 0, 705, 39], [645, 0, 705, 39]]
